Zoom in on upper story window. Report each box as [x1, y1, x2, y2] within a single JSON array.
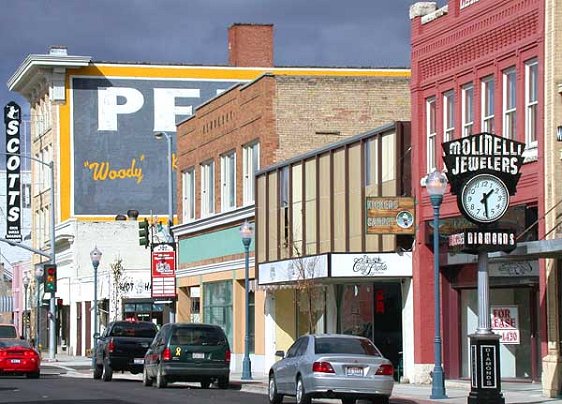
[[279, 166, 290, 247], [200, 160, 215, 217], [426, 97, 437, 173], [461, 83, 474, 137], [220, 151, 236, 212], [503, 67, 517, 139], [182, 167, 195, 222], [525, 59, 538, 147], [364, 137, 377, 186], [481, 76, 495, 133], [443, 90, 455, 142], [243, 142, 260, 205]]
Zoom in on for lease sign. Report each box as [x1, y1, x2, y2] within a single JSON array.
[[491, 305, 520, 345]]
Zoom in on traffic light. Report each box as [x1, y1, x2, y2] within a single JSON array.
[[43, 264, 57, 293], [138, 218, 149, 248]]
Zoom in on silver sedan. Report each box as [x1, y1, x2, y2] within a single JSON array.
[[268, 334, 394, 404]]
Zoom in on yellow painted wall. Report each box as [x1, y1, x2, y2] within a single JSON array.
[[274, 288, 296, 353]]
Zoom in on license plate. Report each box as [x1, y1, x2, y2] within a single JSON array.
[[346, 366, 363, 376], [192, 352, 205, 359], [133, 358, 144, 364], [11, 359, 21, 364]]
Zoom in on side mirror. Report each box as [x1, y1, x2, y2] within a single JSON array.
[[275, 350, 285, 359]]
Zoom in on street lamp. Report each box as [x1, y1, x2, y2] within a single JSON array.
[[154, 131, 173, 228], [34, 267, 44, 350], [426, 169, 448, 400], [23, 273, 30, 340], [239, 220, 254, 380], [90, 246, 102, 364]]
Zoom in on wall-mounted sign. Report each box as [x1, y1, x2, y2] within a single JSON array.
[[257, 254, 329, 285], [366, 197, 415, 235], [330, 253, 412, 277], [4, 102, 22, 242], [491, 306, 520, 345], [151, 243, 176, 298]]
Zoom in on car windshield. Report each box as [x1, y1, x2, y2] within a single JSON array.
[[0, 339, 31, 349], [170, 327, 226, 346], [315, 337, 382, 357], [0, 326, 17, 338], [110, 322, 158, 338]]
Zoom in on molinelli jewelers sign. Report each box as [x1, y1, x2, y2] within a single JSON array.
[[443, 132, 525, 196], [4, 101, 22, 242], [365, 197, 415, 235], [151, 243, 176, 298]]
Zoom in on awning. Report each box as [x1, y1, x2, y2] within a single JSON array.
[[0, 295, 13, 312]]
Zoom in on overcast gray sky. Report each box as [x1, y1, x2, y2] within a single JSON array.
[[0, 0, 428, 110]]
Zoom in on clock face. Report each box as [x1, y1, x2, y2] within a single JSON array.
[[461, 174, 510, 223]]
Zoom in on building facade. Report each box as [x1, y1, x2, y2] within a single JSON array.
[[174, 74, 411, 375], [409, 0, 562, 392]]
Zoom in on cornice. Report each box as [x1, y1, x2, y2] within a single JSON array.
[[172, 204, 254, 237]]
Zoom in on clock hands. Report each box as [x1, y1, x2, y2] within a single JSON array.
[[480, 189, 494, 219]]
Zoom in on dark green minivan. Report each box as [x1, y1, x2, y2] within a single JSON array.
[[143, 323, 230, 389]]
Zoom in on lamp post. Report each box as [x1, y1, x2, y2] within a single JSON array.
[[240, 220, 254, 380], [154, 131, 176, 324], [90, 246, 102, 365], [426, 169, 448, 400], [34, 267, 44, 350], [23, 273, 29, 340], [154, 131, 173, 228]]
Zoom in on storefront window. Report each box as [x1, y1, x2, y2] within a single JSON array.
[[461, 287, 537, 379], [203, 281, 233, 346]]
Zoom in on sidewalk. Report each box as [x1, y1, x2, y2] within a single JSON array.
[[41, 354, 562, 403]]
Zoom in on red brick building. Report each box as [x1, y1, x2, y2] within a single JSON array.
[[410, 0, 544, 383]]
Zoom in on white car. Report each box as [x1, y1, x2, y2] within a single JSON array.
[[268, 334, 394, 404]]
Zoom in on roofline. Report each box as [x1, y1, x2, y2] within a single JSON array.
[[256, 121, 405, 176], [7, 53, 92, 92]]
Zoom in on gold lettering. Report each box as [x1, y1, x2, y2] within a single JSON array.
[[83, 155, 144, 184]]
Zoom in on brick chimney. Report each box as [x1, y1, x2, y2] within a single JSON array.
[[228, 23, 274, 67]]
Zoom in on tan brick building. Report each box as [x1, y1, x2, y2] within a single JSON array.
[[173, 71, 410, 375]]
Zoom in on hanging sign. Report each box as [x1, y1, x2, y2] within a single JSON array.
[[4, 101, 22, 242], [365, 197, 415, 234], [151, 243, 176, 298]]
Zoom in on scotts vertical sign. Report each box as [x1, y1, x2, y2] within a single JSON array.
[[151, 243, 176, 299], [4, 102, 22, 242]]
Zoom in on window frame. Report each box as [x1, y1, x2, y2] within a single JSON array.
[[503, 67, 517, 139], [481, 76, 495, 133], [220, 150, 236, 212], [242, 142, 260, 205], [443, 90, 455, 142], [182, 167, 195, 222], [200, 160, 215, 217], [461, 83, 474, 137], [426, 96, 437, 173], [524, 59, 538, 147]]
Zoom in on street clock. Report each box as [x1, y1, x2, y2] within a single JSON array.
[[460, 174, 510, 224]]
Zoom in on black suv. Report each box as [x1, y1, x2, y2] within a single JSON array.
[[143, 323, 230, 389]]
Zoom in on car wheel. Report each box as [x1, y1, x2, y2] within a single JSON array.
[[101, 358, 113, 381], [26, 372, 40, 379], [295, 376, 311, 404], [200, 378, 211, 389], [371, 396, 390, 404], [268, 373, 283, 404], [156, 364, 167, 388], [143, 366, 153, 387], [217, 376, 229, 389], [93, 363, 102, 380]]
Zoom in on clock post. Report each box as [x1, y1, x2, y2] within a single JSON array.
[[442, 132, 525, 404]]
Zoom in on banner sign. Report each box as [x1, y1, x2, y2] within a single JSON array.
[[442, 132, 525, 196], [448, 229, 516, 253], [151, 243, 176, 298], [491, 305, 520, 344], [366, 197, 415, 234], [4, 101, 22, 241]]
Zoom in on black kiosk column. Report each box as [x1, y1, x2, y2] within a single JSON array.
[[442, 132, 525, 404]]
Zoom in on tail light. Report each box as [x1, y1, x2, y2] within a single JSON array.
[[376, 363, 394, 376], [225, 350, 231, 363], [312, 361, 335, 373], [108, 338, 115, 353], [162, 347, 172, 361]]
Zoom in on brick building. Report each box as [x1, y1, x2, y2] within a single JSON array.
[[173, 73, 410, 375], [410, 0, 562, 394]]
